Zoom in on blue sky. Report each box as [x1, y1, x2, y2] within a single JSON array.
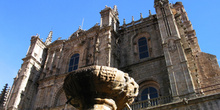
[[0, 0, 220, 89]]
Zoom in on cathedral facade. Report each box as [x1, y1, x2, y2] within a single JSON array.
[[4, 0, 220, 110]]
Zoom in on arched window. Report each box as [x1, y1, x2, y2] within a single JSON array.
[[68, 53, 79, 72], [141, 87, 158, 101], [138, 37, 149, 59]]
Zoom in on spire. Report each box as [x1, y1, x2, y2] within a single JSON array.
[[0, 84, 8, 107], [45, 31, 53, 45]]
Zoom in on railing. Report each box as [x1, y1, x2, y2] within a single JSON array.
[[124, 95, 172, 110]]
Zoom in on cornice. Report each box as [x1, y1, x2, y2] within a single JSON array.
[[47, 40, 65, 48], [119, 15, 157, 31], [22, 55, 42, 67]]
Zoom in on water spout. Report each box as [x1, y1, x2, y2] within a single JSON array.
[[126, 103, 132, 110], [64, 104, 68, 110]]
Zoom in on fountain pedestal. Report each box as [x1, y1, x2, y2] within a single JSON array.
[[63, 66, 139, 110]]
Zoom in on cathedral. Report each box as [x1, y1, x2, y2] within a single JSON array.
[[2, 0, 220, 110]]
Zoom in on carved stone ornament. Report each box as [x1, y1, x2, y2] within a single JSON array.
[[168, 39, 177, 52], [63, 65, 139, 110], [154, 0, 169, 7]]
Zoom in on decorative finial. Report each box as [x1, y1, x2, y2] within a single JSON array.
[[105, 5, 108, 8], [113, 5, 117, 12], [132, 16, 134, 22], [159, 1, 164, 6], [95, 23, 99, 26], [149, 10, 152, 16], [78, 26, 81, 30], [140, 13, 143, 19], [123, 19, 126, 25], [58, 37, 61, 40], [36, 33, 40, 37]]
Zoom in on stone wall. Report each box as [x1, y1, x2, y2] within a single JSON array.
[[118, 15, 171, 101], [119, 15, 163, 68], [125, 57, 170, 99], [196, 52, 220, 95]]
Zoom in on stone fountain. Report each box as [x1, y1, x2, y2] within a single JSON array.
[[63, 65, 139, 110]]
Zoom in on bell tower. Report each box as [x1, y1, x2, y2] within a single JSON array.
[[100, 5, 119, 32], [154, 0, 196, 99], [6, 35, 46, 110], [93, 6, 120, 67]]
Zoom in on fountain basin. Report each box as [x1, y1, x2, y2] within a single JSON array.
[[63, 65, 139, 110]]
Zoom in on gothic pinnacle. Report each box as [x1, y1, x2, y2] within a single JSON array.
[[45, 31, 53, 45]]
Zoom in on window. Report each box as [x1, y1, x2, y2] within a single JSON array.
[[68, 53, 79, 72], [141, 87, 158, 100], [138, 37, 149, 59]]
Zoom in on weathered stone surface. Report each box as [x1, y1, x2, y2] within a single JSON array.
[[195, 52, 220, 95], [143, 93, 220, 110], [4, 1, 220, 110], [63, 66, 139, 110]]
